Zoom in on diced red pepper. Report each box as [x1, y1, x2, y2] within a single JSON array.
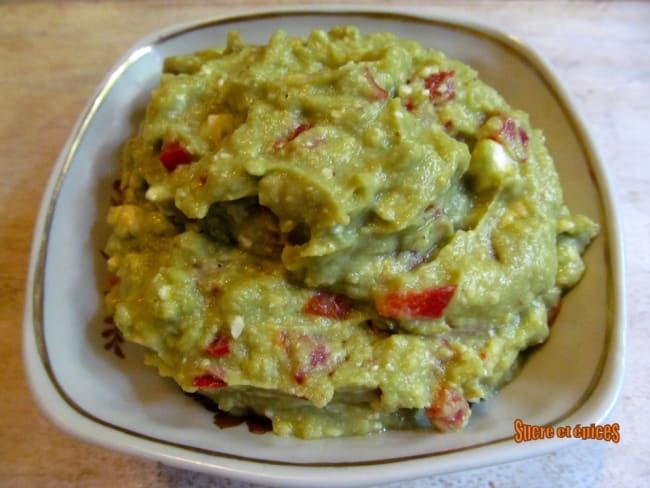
[[518, 127, 529, 147], [205, 335, 231, 357], [108, 275, 120, 287], [376, 285, 457, 319], [159, 141, 193, 172], [309, 343, 329, 368], [425, 387, 471, 432], [273, 123, 312, 149], [490, 116, 530, 162], [293, 370, 306, 385], [294, 344, 330, 385], [192, 374, 227, 389], [364, 66, 389, 101], [303, 291, 352, 320], [499, 117, 517, 141], [425, 203, 444, 219], [281, 333, 330, 385], [424, 70, 456, 102]]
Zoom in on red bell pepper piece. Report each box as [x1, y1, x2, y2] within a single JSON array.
[[425, 387, 470, 432], [192, 374, 227, 389], [205, 335, 231, 357], [424, 70, 456, 102], [303, 291, 352, 320], [490, 116, 530, 162], [376, 285, 457, 319], [159, 141, 193, 172]]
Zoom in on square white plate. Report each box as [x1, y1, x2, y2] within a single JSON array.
[[23, 6, 625, 486]]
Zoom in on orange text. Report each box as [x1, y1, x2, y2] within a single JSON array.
[[513, 419, 620, 443]]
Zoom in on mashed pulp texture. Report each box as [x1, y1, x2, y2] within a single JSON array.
[[104, 26, 598, 438]]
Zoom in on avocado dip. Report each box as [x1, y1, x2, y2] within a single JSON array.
[[104, 26, 599, 439]]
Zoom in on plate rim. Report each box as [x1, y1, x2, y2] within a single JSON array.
[[22, 5, 626, 485]]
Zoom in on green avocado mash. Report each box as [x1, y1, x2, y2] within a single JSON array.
[[104, 26, 598, 438]]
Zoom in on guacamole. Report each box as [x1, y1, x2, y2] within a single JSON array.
[[104, 27, 598, 438]]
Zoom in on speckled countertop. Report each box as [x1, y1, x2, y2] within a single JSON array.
[[1, 1, 648, 487]]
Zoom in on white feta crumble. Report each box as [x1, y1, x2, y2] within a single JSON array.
[[145, 185, 172, 202], [229, 315, 245, 339], [157, 284, 171, 300]]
